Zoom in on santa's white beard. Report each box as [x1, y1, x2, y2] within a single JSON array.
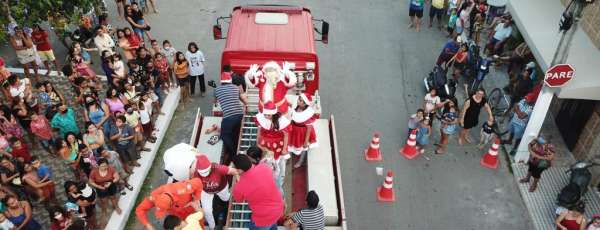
[[262, 81, 274, 102]]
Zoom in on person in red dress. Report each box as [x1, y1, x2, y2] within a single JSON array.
[[245, 61, 297, 114], [288, 93, 319, 168], [255, 101, 292, 183]]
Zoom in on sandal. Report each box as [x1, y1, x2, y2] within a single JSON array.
[[125, 184, 134, 191]]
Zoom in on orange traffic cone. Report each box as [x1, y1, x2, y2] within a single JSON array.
[[364, 132, 383, 161], [400, 129, 419, 159], [377, 170, 395, 202], [481, 138, 500, 169]]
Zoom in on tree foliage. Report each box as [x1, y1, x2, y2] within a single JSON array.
[[0, 0, 102, 42]]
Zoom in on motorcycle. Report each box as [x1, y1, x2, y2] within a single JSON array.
[[424, 65, 456, 101], [555, 161, 599, 215]]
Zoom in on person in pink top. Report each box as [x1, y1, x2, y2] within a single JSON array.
[[232, 154, 283, 230], [29, 111, 53, 154]]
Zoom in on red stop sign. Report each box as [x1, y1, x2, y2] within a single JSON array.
[[544, 64, 575, 87]]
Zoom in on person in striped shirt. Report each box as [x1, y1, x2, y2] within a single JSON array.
[[285, 190, 325, 230], [214, 70, 247, 164]]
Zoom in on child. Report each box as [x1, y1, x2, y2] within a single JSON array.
[[9, 137, 31, 163], [479, 118, 498, 150], [415, 118, 432, 154], [160, 40, 177, 88], [0, 213, 15, 230], [447, 9, 458, 37], [472, 13, 485, 44], [30, 111, 53, 154], [154, 53, 170, 92], [407, 109, 425, 134], [138, 101, 156, 143], [31, 156, 52, 182]]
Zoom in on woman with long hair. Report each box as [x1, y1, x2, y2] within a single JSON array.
[[83, 96, 110, 131], [104, 88, 126, 115], [3, 195, 41, 229], [459, 88, 492, 145], [173, 51, 190, 103], [0, 105, 23, 140], [435, 99, 459, 154], [288, 93, 318, 168], [88, 158, 122, 219], [116, 29, 137, 61], [255, 101, 292, 184], [185, 42, 206, 96], [83, 122, 106, 157]]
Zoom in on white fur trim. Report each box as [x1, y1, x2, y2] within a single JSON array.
[[288, 142, 318, 155], [291, 107, 315, 123], [256, 113, 291, 130], [300, 93, 311, 105], [263, 106, 277, 115], [256, 113, 272, 129]]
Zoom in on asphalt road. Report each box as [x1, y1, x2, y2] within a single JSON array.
[[0, 0, 532, 229]]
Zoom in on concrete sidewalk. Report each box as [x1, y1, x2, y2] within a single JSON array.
[[506, 114, 600, 229]]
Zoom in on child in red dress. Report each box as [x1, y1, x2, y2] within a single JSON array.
[[288, 93, 319, 168], [255, 101, 291, 183]]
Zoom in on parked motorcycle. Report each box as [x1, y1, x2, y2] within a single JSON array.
[[424, 65, 456, 101], [555, 161, 599, 215]]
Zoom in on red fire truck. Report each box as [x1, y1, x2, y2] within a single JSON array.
[[189, 4, 345, 230]]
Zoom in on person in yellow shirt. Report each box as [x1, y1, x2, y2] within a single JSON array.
[[429, 0, 446, 29], [163, 212, 205, 230]]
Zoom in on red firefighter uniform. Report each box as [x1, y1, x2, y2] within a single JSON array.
[[255, 101, 292, 160], [288, 93, 319, 155], [135, 178, 203, 227], [245, 61, 296, 114]]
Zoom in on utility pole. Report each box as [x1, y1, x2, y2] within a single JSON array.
[[514, 0, 589, 162]]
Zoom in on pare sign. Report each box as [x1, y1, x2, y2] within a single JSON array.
[[544, 64, 575, 87]]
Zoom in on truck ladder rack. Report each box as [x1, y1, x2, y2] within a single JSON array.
[[226, 88, 259, 228]]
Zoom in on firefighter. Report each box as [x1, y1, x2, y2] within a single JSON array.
[[191, 155, 238, 230], [135, 178, 203, 230]]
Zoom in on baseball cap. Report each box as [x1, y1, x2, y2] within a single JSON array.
[[536, 136, 546, 144]]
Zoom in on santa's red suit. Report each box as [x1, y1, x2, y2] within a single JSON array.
[[255, 109, 292, 160], [245, 61, 297, 114], [288, 93, 319, 155]]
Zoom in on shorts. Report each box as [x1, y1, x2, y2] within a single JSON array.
[[96, 183, 117, 198], [16, 48, 36, 64], [455, 26, 463, 34], [409, 8, 424, 18], [509, 122, 526, 139], [38, 50, 55, 62], [453, 61, 466, 71], [177, 76, 189, 86], [429, 6, 444, 19], [527, 161, 546, 179]]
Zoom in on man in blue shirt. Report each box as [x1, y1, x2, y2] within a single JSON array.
[[436, 36, 460, 66], [214, 70, 247, 164]]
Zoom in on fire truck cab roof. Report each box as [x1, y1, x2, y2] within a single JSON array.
[[224, 5, 317, 59]]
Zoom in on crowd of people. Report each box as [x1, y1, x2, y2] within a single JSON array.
[[0, 0, 219, 229], [407, 0, 548, 190]]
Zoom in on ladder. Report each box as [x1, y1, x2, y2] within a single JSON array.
[[226, 88, 259, 229]]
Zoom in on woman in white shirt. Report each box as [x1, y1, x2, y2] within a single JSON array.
[[185, 42, 206, 97]]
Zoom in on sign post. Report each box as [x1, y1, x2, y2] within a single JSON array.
[[514, 64, 576, 162]]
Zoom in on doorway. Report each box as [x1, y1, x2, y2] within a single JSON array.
[[555, 99, 596, 150]]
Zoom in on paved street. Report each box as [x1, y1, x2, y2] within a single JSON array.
[[2, 0, 533, 229]]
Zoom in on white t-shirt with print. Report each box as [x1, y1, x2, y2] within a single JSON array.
[[424, 93, 441, 113], [185, 50, 205, 76]]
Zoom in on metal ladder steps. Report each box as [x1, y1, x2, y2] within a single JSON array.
[[228, 91, 259, 228]]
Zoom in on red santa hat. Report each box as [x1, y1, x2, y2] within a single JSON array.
[[299, 93, 312, 106], [195, 155, 211, 177], [262, 61, 282, 72], [220, 72, 232, 83], [263, 101, 277, 115]]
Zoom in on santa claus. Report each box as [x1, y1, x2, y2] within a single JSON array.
[[245, 61, 297, 114]]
